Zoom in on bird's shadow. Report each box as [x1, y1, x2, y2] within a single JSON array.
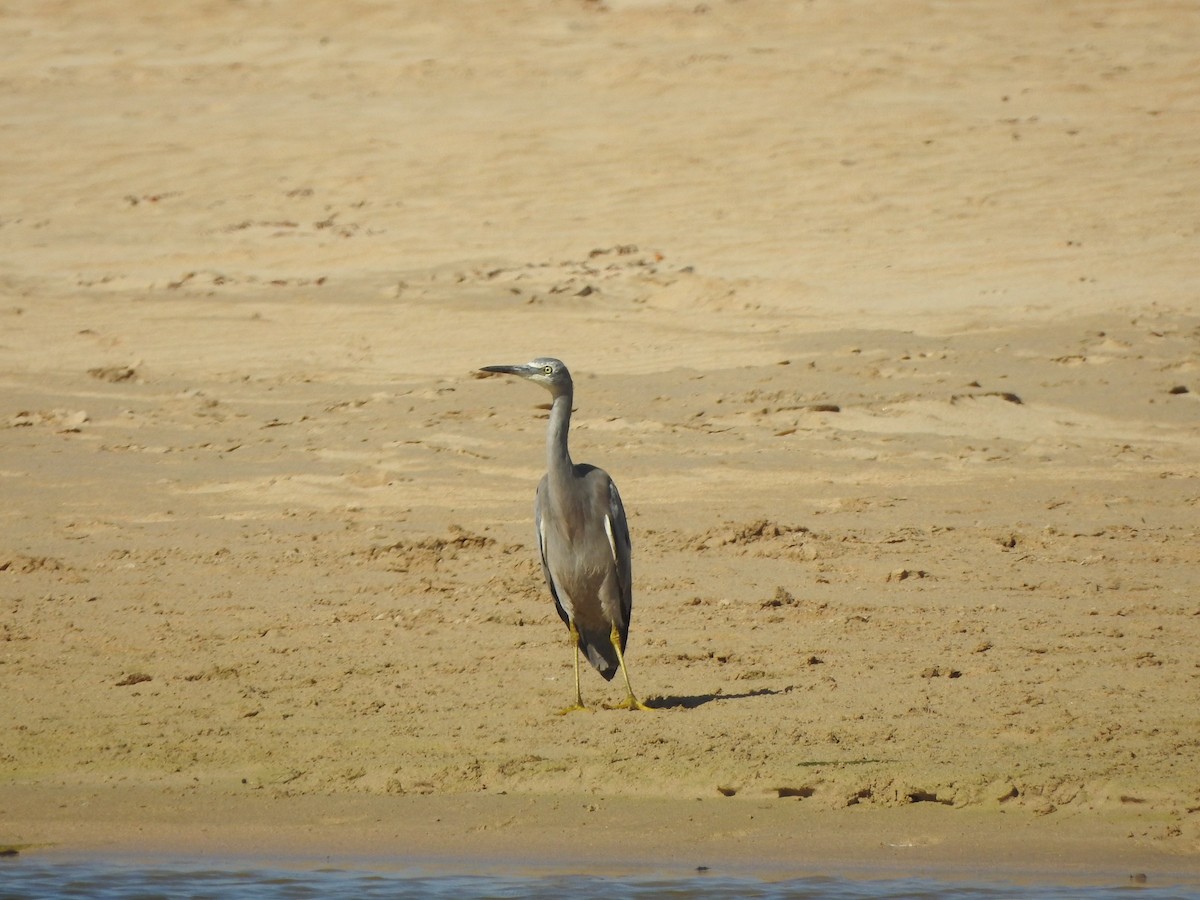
[[646, 688, 784, 710]]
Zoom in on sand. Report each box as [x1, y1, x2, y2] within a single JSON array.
[[1, 0, 1198, 883]]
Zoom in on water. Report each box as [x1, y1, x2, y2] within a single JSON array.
[[0, 859, 1195, 900]]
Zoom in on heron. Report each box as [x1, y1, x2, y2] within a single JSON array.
[[480, 357, 651, 714]]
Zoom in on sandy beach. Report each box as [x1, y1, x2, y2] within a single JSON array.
[[2, 0, 1198, 881]]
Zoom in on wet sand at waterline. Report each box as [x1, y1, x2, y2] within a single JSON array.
[[1, 0, 1197, 877]]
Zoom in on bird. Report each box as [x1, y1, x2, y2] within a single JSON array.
[[480, 357, 651, 713]]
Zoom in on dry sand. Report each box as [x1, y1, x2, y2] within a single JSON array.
[[1, 0, 1198, 883]]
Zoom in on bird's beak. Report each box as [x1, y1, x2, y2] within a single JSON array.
[[480, 364, 534, 377]]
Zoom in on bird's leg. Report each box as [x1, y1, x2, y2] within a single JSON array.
[[605, 624, 653, 711], [557, 621, 590, 715]]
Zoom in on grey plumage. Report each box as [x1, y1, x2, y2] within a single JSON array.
[[480, 357, 649, 712]]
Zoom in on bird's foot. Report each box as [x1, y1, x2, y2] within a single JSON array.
[[556, 702, 592, 716], [603, 695, 654, 712]]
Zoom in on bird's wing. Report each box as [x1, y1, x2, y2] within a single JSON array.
[[535, 477, 571, 627], [605, 477, 634, 637]]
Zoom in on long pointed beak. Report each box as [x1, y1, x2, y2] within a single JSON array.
[[480, 364, 535, 377]]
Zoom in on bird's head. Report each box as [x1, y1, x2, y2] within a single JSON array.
[[480, 357, 573, 397]]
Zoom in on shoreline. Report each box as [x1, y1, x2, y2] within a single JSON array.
[[5, 787, 1200, 888]]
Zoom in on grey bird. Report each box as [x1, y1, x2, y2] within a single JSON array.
[[480, 357, 651, 713]]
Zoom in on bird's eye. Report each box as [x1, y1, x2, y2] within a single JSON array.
[[543, 365, 553, 375]]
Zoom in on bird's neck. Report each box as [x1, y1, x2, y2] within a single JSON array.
[[545, 390, 574, 479]]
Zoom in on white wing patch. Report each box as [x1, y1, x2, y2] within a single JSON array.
[[603, 513, 618, 564]]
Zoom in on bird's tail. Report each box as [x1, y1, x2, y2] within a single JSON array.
[[578, 628, 620, 681]]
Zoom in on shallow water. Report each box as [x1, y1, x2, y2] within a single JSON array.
[[0, 859, 1195, 900]]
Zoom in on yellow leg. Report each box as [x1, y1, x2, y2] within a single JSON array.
[[605, 624, 653, 711], [557, 622, 590, 716]]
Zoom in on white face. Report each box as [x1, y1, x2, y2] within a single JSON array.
[[524, 358, 570, 388], [529, 358, 563, 380]]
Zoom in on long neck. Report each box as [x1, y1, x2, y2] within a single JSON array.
[[545, 389, 574, 483]]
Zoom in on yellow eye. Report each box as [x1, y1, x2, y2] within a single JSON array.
[[543, 365, 553, 375]]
